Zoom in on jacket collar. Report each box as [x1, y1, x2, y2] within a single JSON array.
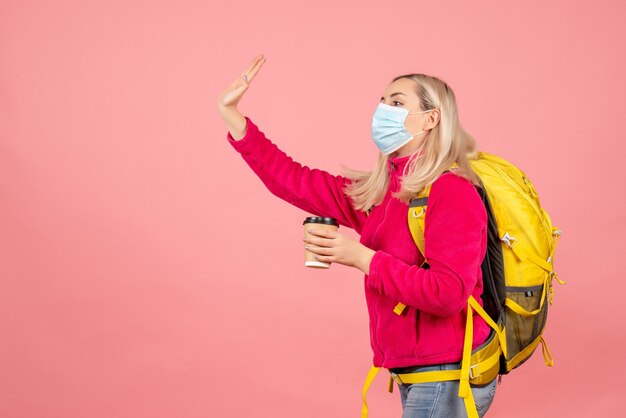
[[387, 150, 424, 173]]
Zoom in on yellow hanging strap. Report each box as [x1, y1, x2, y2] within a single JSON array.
[[458, 299, 480, 418], [361, 366, 381, 418], [467, 296, 507, 358], [539, 336, 554, 366], [552, 272, 566, 285]]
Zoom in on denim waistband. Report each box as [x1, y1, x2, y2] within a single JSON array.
[[388, 361, 463, 374]]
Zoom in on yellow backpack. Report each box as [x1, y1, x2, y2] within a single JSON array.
[[361, 152, 565, 418]]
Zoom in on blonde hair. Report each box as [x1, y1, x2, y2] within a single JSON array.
[[341, 73, 482, 212]]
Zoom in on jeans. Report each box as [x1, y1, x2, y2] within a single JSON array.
[[390, 362, 497, 418]]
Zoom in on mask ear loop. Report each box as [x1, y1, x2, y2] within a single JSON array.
[[407, 108, 436, 138], [407, 109, 434, 115]]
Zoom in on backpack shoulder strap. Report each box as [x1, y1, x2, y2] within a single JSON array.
[[394, 168, 457, 316], [406, 166, 458, 258], [407, 184, 431, 259]]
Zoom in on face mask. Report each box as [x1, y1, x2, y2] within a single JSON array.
[[371, 102, 433, 155]]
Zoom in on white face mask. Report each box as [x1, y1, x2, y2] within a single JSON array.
[[370, 102, 433, 155]]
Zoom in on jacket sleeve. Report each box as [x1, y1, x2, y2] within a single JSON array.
[[226, 116, 368, 233], [365, 173, 487, 317]]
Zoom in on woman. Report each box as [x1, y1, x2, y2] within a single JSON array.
[[217, 54, 497, 417]]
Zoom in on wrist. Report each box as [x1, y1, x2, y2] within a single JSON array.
[[219, 107, 247, 140], [218, 103, 238, 114], [357, 247, 376, 275]]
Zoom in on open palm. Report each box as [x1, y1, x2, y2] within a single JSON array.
[[218, 54, 266, 109]]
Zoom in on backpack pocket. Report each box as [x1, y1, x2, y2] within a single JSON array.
[[504, 283, 549, 370]]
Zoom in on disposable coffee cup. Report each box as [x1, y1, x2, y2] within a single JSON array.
[[303, 216, 339, 268]]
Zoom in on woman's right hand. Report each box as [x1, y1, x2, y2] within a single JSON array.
[[217, 54, 266, 111], [217, 54, 266, 140]]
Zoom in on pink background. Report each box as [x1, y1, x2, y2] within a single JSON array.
[[1, 0, 624, 417]]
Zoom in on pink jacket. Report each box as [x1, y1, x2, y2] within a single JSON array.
[[226, 117, 491, 369]]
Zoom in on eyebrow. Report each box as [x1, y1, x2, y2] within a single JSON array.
[[380, 92, 406, 101]]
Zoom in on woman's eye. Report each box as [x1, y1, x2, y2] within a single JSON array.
[[392, 101, 403, 106]]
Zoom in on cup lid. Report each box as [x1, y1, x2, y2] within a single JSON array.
[[303, 216, 339, 226]]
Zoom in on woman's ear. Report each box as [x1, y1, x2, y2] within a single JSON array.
[[425, 109, 441, 130]]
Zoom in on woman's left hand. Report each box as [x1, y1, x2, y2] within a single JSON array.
[[304, 228, 376, 274]]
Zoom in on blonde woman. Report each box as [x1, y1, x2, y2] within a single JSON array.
[[218, 54, 497, 417]]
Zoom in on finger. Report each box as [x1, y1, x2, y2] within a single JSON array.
[[245, 56, 266, 83], [243, 54, 264, 76], [307, 229, 337, 239], [305, 245, 333, 255], [305, 235, 335, 248], [242, 54, 264, 82], [305, 234, 334, 247], [314, 255, 334, 263]]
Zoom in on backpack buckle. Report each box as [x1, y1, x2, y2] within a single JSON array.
[[390, 372, 403, 384], [469, 364, 480, 379], [500, 231, 518, 248], [412, 208, 425, 218]]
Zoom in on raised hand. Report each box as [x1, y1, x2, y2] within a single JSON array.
[[217, 54, 266, 140], [218, 54, 266, 110]]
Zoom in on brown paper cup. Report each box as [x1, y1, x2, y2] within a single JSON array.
[[303, 217, 339, 268]]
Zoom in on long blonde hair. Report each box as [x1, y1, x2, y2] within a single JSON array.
[[341, 73, 481, 212]]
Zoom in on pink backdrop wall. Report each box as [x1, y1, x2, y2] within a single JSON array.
[[1, 0, 624, 416]]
